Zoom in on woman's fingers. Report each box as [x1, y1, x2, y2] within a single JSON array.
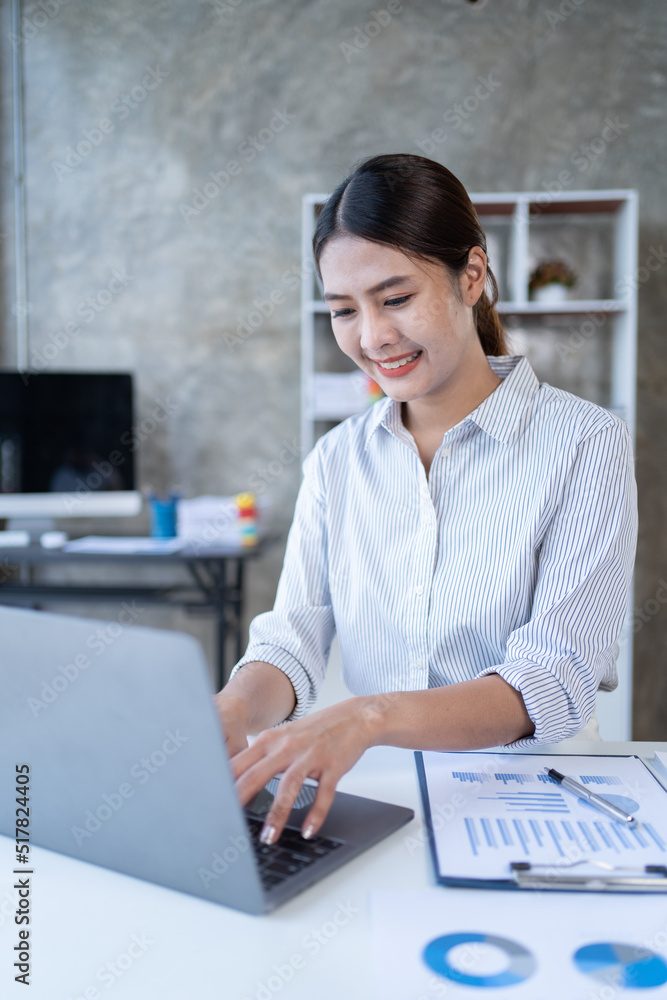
[[233, 733, 343, 842], [257, 766, 311, 845], [235, 759, 287, 808], [229, 734, 274, 781], [232, 726, 317, 807], [298, 776, 338, 840]]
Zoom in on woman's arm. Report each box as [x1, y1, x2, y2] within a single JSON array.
[[363, 672, 534, 749], [214, 661, 296, 756], [230, 673, 533, 844]]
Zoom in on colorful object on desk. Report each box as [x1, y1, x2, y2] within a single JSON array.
[[366, 376, 383, 405], [149, 494, 178, 538], [235, 492, 258, 547]]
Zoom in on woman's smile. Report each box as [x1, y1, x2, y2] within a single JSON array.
[[371, 349, 423, 377]]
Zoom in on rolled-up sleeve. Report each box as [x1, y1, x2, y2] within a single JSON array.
[[478, 419, 638, 746], [229, 446, 335, 719]]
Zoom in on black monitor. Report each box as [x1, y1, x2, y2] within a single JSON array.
[[0, 371, 141, 518]]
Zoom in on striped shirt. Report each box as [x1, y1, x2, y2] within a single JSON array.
[[232, 356, 638, 747]]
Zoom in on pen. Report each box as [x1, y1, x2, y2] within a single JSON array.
[[546, 768, 637, 826]]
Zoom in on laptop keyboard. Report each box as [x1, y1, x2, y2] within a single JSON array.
[[246, 816, 345, 891]]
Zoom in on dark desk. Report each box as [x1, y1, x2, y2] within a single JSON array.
[[0, 539, 274, 689]]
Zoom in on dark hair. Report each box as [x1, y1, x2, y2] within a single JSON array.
[[313, 154, 507, 356]]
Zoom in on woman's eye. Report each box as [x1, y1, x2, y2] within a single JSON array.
[[331, 308, 354, 319], [385, 295, 411, 307]]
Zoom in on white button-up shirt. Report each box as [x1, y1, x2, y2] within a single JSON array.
[[233, 356, 637, 747]]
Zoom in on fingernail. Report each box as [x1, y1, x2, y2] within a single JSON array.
[[259, 825, 277, 846], [302, 824, 316, 840]]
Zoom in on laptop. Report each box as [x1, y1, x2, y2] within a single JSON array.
[[0, 605, 413, 914]]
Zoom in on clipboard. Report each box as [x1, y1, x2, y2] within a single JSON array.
[[415, 750, 667, 893]]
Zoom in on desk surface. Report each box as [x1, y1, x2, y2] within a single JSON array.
[[1, 741, 665, 1000], [0, 539, 273, 563]]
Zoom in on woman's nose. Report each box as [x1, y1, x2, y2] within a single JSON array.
[[359, 311, 399, 354]]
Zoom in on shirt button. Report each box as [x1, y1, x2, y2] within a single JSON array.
[[415, 584, 424, 596], [442, 447, 451, 458]]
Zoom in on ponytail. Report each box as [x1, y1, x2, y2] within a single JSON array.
[[473, 268, 508, 356]]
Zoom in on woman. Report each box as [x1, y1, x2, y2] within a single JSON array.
[[215, 154, 637, 847]]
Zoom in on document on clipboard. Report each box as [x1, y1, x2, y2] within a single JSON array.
[[416, 751, 667, 892]]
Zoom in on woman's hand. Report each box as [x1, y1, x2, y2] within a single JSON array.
[[230, 696, 378, 845]]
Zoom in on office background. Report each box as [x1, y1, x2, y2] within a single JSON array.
[[0, 0, 665, 737]]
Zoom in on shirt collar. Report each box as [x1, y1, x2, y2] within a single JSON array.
[[364, 355, 540, 449], [467, 355, 540, 444], [365, 395, 396, 447]]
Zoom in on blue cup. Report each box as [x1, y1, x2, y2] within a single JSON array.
[[149, 496, 178, 538]]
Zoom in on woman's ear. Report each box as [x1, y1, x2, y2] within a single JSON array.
[[460, 246, 487, 307]]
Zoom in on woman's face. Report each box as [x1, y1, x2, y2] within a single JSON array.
[[319, 236, 487, 407]]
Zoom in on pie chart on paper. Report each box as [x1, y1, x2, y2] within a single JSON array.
[[423, 932, 536, 987], [574, 943, 667, 989]]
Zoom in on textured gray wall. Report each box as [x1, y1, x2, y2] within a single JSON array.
[[0, 0, 665, 736]]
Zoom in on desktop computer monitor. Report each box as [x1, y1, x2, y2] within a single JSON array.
[[0, 371, 141, 520]]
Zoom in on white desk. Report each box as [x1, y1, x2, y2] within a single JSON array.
[[1, 741, 665, 1000]]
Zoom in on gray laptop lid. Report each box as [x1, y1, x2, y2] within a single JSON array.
[[0, 605, 265, 915]]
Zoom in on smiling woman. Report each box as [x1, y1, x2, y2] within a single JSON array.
[[214, 154, 637, 849]]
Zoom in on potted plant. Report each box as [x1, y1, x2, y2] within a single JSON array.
[[528, 260, 577, 304]]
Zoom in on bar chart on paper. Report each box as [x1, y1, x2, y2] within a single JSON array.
[[420, 753, 667, 881]]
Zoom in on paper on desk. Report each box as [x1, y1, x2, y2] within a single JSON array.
[[371, 889, 667, 1000], [420, 751, 667, 881], [63, 536, 187, 554], [0, 529, 30, 547]]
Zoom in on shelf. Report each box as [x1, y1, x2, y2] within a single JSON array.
[[306, 299, 628, 317], [497, 299, 628, 317], [528, 198, 627, 215]]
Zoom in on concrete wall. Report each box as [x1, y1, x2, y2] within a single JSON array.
[[0, 0, 665, 736]]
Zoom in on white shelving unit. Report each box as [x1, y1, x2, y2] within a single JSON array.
[[301, 189, 638, 740]]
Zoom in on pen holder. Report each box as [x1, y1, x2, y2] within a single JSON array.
[[149, 496, 178, 538]]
